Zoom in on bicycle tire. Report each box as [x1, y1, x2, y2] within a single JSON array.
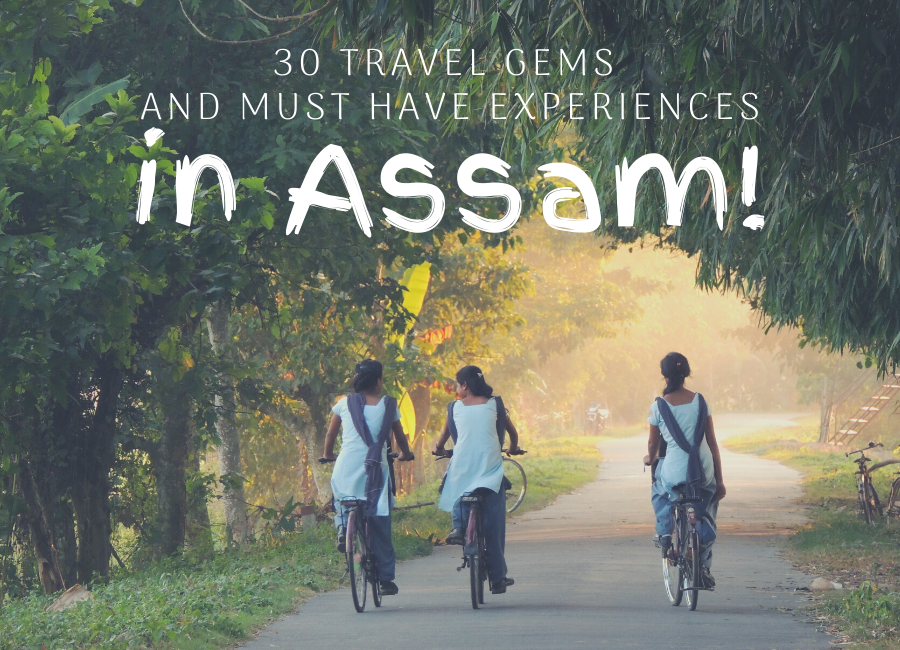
[[468, 506, 480, 609], [887, 478, 900, 517], [686, 529, 701, 611], [346, 510, 367, 613], [665, 510, 684, 606], [370, 518, 382, 608], [503, 457, 527, 513], [477, 510, 487, 605], [859, 477, 874, 524], [869, 482, 884, 519]]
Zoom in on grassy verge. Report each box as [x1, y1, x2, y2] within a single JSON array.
[[0, 436, 600, 650], [724, 418, 900, 647]]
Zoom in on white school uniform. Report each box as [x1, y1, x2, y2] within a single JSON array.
[[438, 398, 505, 511], [330, 396, 399, 517]]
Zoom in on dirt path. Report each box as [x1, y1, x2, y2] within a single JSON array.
[[241, 413, 826, 650]]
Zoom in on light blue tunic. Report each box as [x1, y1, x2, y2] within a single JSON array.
[[438, 398, 505, 511], [331, 396, 400, 517], [648, 393, 716, 497]]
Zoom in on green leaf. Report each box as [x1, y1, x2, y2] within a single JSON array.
[[59, 76, 130, 126]]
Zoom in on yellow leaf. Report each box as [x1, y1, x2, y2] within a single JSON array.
[[399, 391, 416, 437]]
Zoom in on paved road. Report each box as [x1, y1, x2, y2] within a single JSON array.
[[242, 413, 827, 650]]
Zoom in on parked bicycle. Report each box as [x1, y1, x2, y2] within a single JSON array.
[[848, 442, 885, 524], [434, 448, 528, 513], [319, 452, 408, 613], [657, 487, 712, 611]]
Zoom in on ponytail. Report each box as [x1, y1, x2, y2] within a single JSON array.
[[660, 352, 690, 396]]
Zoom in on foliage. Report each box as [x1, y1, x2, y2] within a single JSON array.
[[828, 581, 900, 632], [313, 0, 900, 371]]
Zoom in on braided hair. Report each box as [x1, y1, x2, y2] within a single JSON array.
[[660, 352, 690, 396], [456, 365, 493, 398], [351, 359, 383, 393]]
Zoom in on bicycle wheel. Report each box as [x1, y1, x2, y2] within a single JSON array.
[[477, 512, 487, 605], [467, 506, 480, 609], [887, 479, 900, 517], [503, 458, 527, 513], [859, 478, 874, 524], [685, 528, 701, 611], [369, 519, 382, 608], [664, 511, 684, 606], [869, 482, 884, 519], [346, 510, 367, 613]]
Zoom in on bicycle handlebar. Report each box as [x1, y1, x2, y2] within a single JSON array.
[[432, 449, 526, 459], [319, 452, 415, 464], [846, 441, 883, 458]]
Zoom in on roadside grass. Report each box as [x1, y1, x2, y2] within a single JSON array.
[[0, 437, 601, 650], [724, 419, 900, 646]]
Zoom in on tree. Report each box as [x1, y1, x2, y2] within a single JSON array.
[[319, 0, 900, 370]]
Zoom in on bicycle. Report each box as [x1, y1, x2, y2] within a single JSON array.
[[459, 489, 491, 608], [847, 442, 884, 524], [873, 457, 900, 518], [319, 452, 412, 613], [434, 448, 528, 513], [657, 488, 711, 611]]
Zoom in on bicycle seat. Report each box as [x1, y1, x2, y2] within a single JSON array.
[[460, 489, 490, 503], [671, 485, 705, 503]]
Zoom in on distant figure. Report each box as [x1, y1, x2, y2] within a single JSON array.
[[643, 352, 726, 587], [321, 360, 414, 596], [433, 365, 520, 594]]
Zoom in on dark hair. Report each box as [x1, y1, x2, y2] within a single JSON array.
[[351, 360, 383, 393], [660, 352, 690, 395], [456, 365, 493, 398]]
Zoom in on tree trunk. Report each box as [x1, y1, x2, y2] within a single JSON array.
[[301, 407, 331, 506], [205, 301, 249, 543], [409, 384, 431, 488], [56, 499, 78, 586], [819, 375, 836, 444], [70, 360, 122, 584], [186, 443, 214, 556], [155, 374, 191, 556], [260, 399, 331, 507], [19, 463, 64, 594], [409, 384, 431, 435], [297, 443, 314, 503]]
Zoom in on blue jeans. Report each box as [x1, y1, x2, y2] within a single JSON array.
[[334, 499, 396, 581], [454, 488, 508, 582], [652, 481, 718, 569]]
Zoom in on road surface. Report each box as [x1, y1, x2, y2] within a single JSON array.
[[242, 413, 826, 650]]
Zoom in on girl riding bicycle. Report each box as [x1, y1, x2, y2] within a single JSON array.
[[321, 360, 414, 596], [433, 365, 519, 595], [643, 352, 726, 588]]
